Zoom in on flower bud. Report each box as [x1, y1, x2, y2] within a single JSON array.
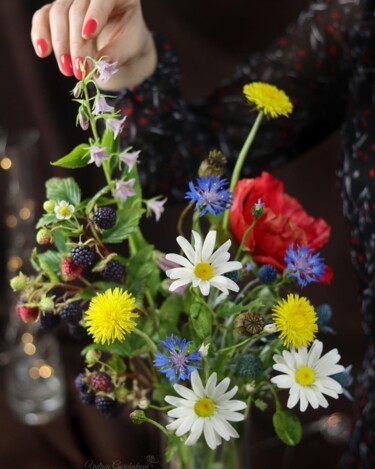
[[36, 228, 53, 245], [72, 82, 82, 98], [263, 323, 277, 334], [235, 353, 263, 379], [10, 272, 28, 292], [39, 295, 55, 312], [198, 150, 227, 177], [85, 349, 101, 366], [114, 386, 128, 403], [129, 410, 146, 424], [198, 343, 210, 358], [138, 398, 150, 410], [43, 200, 56, 213], [79, 110, 89, 131], [234, 312, 265, 336], [251, 198, 265, 219]]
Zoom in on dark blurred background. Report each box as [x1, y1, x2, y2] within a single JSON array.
[[0, 1, 363, 468]]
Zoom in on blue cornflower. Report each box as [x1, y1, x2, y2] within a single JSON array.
[[153, 335, 201, 383], [284, 244, 326, 288], [332, 365, 354, 400], [185, 176, 233, 216]]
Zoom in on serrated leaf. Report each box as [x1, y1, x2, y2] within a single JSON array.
[[46, 177, 82, 205], [53, 229, 70, 253], [36, 213, 57, 229], [126, 245, 159, 299], [102, 207, 144, 243], [52, 143, 90, 169], [273, 409, 302, 446]]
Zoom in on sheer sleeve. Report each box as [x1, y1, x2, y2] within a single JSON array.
[[109, 0, 362, 199]]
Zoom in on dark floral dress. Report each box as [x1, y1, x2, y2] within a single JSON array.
[[109, 1, 375, 466]]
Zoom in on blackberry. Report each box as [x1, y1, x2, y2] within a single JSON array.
[[90, 372, 113, 392], [71, 245, 95, 268], [93, 207, 117, 230], [79, 391, 95, 405], [257, 265, 277, 284], [95, 395, 124, 418], [59, 301, 82, 325], [74, 372, 88, 393], [101, 260, 125, 283], [39, 312, 60, 331]]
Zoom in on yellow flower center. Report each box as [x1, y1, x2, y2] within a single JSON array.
[[194, 398, 215, 417], [59, 206, 71, 217], [194, 262, 214, 281], [295, 366, 315, 386]]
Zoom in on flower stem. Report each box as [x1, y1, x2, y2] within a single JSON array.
[[133, 328, 158, 352], [222, 111, 264, 231], [234, 219, 256, 261]]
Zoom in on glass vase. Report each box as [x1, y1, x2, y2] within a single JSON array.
[[168, 441, 242, 469]]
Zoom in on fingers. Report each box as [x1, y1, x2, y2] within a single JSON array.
[[31, 0, 139, 79], [69, 0, 94, 79], [31, 4, 53, 58], [49, 0, 74, 76], [81, 0, 117, 40]]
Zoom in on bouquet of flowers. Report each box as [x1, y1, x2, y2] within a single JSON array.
[[10, 59, 352, 468]]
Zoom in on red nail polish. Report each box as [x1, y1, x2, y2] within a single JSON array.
[[74, 57, 88, 80], [36, 38, 48, 56], [83, 18, 97, 36], [60, 54, 73, 76]]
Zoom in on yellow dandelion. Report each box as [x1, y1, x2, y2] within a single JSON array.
[[272, 294, 318, 349], [243, 82, 293, 118], [85, 288, 138, 345]]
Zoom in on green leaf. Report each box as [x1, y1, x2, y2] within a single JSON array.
[[85, 185, 111, 215], [189, 302, 212, 340], [30, 248, 41, 272], [46, 177, 82, 205], [36, 213, 56, 229], [38, 250, 61, 284], [273, 409, 303, 446], [107, 354, 126, 373], [53, 229, 70, 253], [126, 245, 159, 299], [102, 207, 144, 243], [51, 143, 90, 169]]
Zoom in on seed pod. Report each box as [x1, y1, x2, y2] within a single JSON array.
[[234, 312, 265, 336]]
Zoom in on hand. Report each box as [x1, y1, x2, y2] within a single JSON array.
[[31, 0, 157, 90]]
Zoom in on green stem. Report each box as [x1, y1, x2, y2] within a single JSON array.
[[222, 111, 264, 231], [132, 328, 158, 352], [234, 220, 256, 261], [218, 337, 252, 354], [144, 416, 171, 439]]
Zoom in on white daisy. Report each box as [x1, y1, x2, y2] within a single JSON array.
[[165, 231, 242, 296], [54, 200, 75, 220], [165, 370, 246, 450], [271, 340, 344, 412]]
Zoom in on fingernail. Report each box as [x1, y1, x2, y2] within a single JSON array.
[[36, 38, 48, 56], [83, 18, 97, 36], [74, 57, 88, 80], [60, 54, 73, 76]]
